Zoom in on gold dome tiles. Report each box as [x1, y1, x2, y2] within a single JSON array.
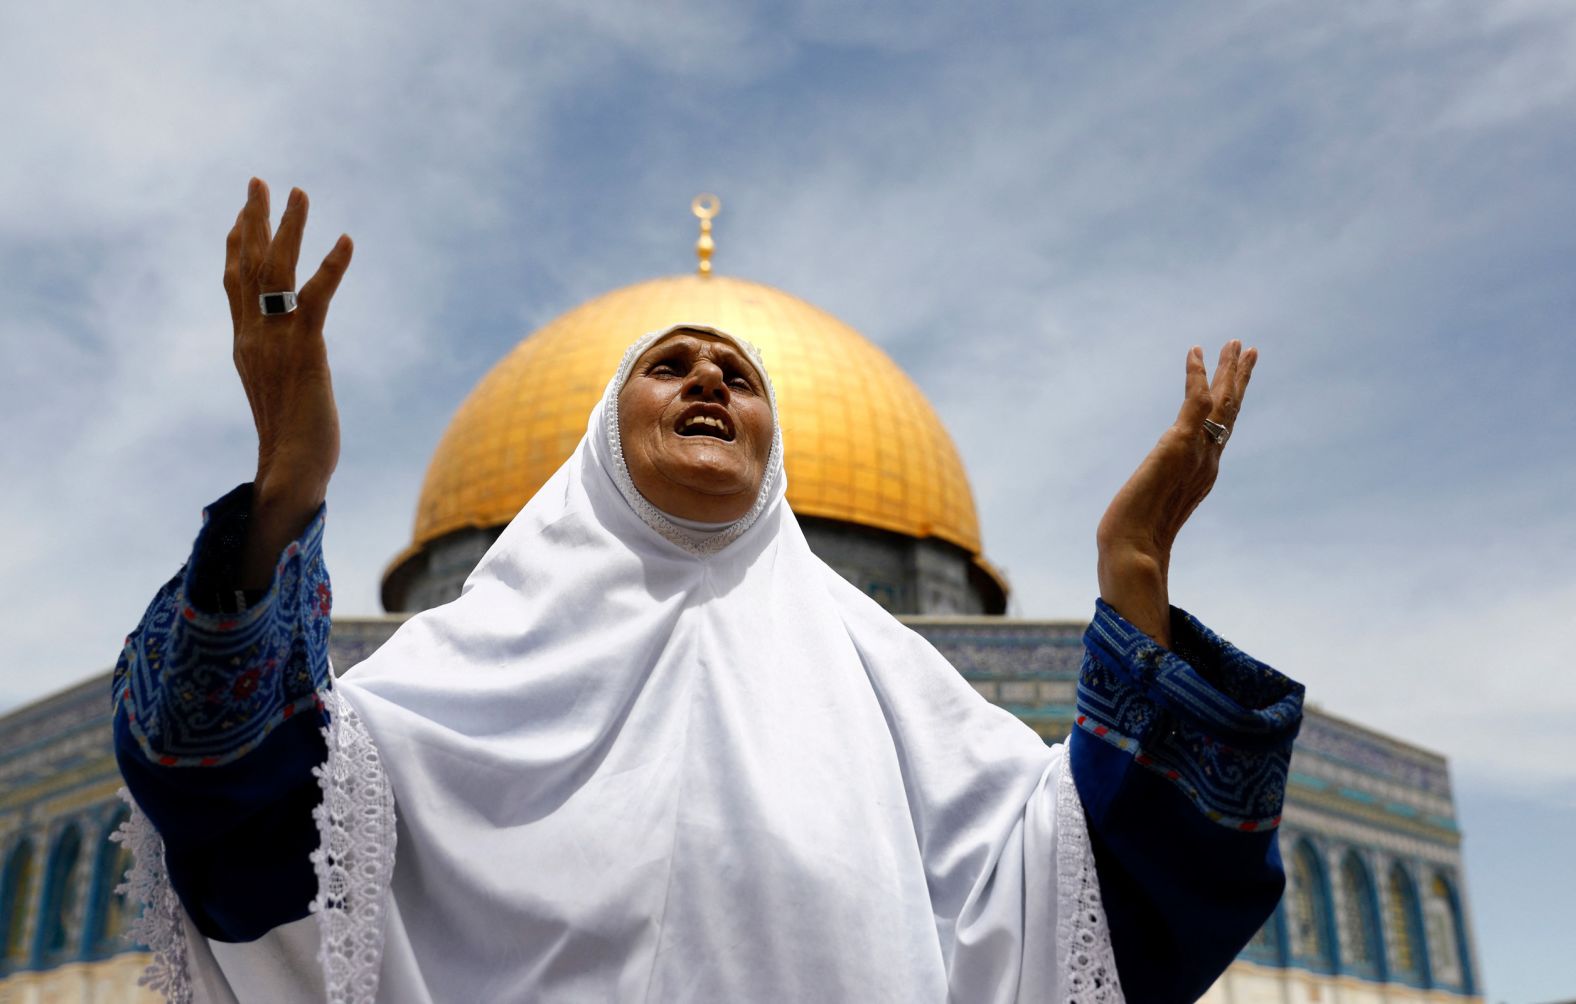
[[393, 274, 986, 592]]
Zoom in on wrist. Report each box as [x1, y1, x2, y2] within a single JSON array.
[[252, 468, 328, 518], [1097, 545, 1165, 591], [1097, 547, 1172, 648], [240, 478, 325, 592]]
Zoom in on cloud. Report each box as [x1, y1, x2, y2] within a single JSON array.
[[3, 1, 1573, 811]]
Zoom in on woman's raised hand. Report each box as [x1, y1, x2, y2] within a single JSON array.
[[223, 177, 354, 588], [1094, 341, 1257, 647]]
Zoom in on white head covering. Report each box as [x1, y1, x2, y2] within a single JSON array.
[[600, 324, 785, 556], [147, 325, 1121, 1003]]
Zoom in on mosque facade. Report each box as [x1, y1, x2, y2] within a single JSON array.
[[0, 215, 1480, 1002]]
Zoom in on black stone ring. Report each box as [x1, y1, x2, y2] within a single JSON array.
[[259, 291, 298, 315]]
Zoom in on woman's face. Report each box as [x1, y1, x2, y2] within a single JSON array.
[[618, 330, 774, 523]]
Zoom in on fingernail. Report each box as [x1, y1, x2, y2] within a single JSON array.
[[287, 188, 301, 210], [248, 177, 259, 198]]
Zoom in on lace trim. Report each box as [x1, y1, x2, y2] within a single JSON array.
[[113, 787, 193, 1004], [1054, 765, 1124, 1004], [310, 686, 397, 1004]]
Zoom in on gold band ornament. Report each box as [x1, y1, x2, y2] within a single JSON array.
[[693, 194, 720, 276]]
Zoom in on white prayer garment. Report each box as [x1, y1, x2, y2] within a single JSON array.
[[124, 325, 1122, 1003]]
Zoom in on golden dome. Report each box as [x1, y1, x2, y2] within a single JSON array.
[[386, 273, 994, 598]]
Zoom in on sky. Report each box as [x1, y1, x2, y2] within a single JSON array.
[[3, 0, 1573, 998]]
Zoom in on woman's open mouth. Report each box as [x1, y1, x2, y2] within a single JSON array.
[[675, 410, 735, 441]]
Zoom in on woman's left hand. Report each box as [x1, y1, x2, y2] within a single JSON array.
[[1095, 340, 1257, 647]]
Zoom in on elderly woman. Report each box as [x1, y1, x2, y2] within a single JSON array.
[[113, 180, 1303, 1004]]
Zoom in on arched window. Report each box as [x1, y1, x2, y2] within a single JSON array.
[[1, 839, 37, 968], [1240, 901, 1287, 966], [1384, 863, 1426, 984], [1424, 872, 1473, 992], [1338, 851, 1384, 979], [1288, 839, 1337, 972], [85, 810, 135, 958], [36, 824, 83, 963]]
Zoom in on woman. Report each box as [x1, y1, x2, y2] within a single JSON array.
[[114, 179, 1303, 1003]]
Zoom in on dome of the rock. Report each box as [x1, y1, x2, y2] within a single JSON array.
[[383, 272, 1006, 614]]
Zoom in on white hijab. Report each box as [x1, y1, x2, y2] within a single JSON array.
[[125, 325, 1122, 1003]]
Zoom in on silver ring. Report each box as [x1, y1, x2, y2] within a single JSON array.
[[1202, 419, 1230, 446], [259, 291, 298, 315]]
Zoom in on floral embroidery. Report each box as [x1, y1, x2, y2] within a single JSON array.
[[231, 667, 262, 700], [112, 490, 332, 765], [1077, 600, 1303, 829]]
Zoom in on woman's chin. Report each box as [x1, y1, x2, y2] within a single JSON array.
[[628, 444, 761, 522]]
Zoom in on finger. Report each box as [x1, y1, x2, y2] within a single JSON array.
[[296, 234, 354, 330], [1174, 345, 1212, 426], [237, 177, 274, 292], [1209, 340, 1237, 395], [1208, 340, 1243, 425], [1235, 346, 1258, 402], [224, 211, 244, 329], [262, 187, 308, 294]]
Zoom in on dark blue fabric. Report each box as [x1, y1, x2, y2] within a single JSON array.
[[114, 708, 324, 941], [112, 484, 329, 942], [1072, 600, 1304, 1004]]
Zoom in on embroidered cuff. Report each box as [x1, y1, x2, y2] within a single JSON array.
[[1076, 599, 1304, 829], [113, 484, 331, 766]]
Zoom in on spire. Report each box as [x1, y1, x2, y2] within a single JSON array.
[[692, 194, 720, 276]]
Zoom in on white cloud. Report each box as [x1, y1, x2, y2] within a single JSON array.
[[3, 1, 1573, 811]]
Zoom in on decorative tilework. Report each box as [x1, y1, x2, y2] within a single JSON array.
[[906, 621, 1086, 679], [1294, 715, 1451, 797], [327, 617, 409, 674], [112, 489, 332, 767]]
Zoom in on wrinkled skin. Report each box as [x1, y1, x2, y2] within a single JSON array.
[[617, 330, 774, 523]]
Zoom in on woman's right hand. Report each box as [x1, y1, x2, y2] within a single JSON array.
[[223, 177, 354, 589]]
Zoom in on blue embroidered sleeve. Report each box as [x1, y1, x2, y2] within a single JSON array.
[[1070, 598, 1304, 1004], [111, 483, 331, 941]]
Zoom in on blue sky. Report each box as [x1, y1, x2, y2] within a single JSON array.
[[3, 1, 1573, 998]]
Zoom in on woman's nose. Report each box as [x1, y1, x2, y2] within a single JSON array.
[[684, 362, 728, 401]]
